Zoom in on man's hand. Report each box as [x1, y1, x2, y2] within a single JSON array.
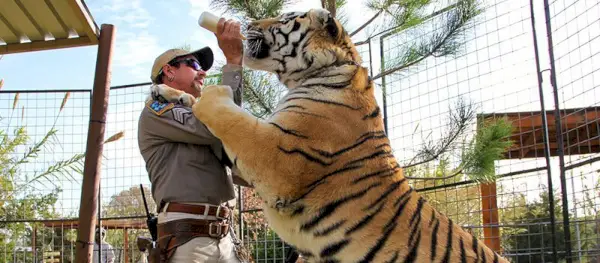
[[216, 18, 243, 66]]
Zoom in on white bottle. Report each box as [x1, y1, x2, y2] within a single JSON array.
[[198, 11, 246, 39]]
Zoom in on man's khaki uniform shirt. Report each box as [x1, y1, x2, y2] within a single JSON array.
[[137, 64, 245, 210]]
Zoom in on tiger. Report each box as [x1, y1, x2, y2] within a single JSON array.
[[151, 8, 511, 263]]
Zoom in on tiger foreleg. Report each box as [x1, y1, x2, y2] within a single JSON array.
[[148, 84, 196, 107], [191, 84, 300, 211]]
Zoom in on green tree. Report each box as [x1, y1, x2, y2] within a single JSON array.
[[500, 190, 569, 263], [101, 185, 156, 263], [0, 88, 125, 263], [0, 91, 85, 262]]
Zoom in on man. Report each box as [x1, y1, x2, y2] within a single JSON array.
[[137, 18, 250, 263], [93, 227, 115, 263]]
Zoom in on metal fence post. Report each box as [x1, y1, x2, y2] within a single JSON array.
[[528, 0, 559, 261], [542, 0, 573, 261], [379, 35, 388, 135]]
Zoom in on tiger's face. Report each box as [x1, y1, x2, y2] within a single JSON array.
[[243, 9, 362, 86]]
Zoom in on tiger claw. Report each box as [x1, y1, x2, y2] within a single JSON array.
[[178, 94, 196, 107]]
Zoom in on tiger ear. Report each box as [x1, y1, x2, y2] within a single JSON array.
[[313, 9, 341, 40], [325, 15, 340, 40]]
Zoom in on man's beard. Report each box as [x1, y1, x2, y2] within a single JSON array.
[[191, 82, 203, 97]]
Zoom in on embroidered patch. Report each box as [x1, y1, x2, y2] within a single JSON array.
[[171, 107, 191, 124], [146, 100, 174, 116]]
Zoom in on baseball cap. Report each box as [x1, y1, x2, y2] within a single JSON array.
[[150, 47, 214, 83]]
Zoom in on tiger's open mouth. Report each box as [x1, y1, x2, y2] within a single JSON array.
[[246, 30, 270, 59]]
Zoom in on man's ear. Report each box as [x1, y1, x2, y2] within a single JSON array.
[[162, 65, 172, 75]]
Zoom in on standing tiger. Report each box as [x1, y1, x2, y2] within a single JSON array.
[[151, 8, 511, 263]]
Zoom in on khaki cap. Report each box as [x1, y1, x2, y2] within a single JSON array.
[[150, 47, 214, 83]]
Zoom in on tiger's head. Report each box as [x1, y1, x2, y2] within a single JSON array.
[[243, 9, 363, 87]]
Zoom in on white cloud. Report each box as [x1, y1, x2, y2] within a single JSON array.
[[187, 0, 213, 18], [88, 0, 163, 81], [112, 31, 163, 80]]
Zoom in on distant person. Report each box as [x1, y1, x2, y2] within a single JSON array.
[[93, 227, 115, 263]]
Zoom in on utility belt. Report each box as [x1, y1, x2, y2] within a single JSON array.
[[152, 202, 232, 262]]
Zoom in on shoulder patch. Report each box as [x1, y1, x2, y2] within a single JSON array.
[[171, 107, 191, 125], [146, 100, 174, 116]]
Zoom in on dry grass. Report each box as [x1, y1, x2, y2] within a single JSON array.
[[12, 92, 19, 110], [104, 131, 125, 144], [59, 92, 70, 112]]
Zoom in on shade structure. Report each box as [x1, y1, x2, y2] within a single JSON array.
[[0, 0, 99, 55], [479, 107, 600, 159]]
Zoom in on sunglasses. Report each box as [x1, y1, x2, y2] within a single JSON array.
[[159, 58, 203, 76], [174, 58, 203, 71]]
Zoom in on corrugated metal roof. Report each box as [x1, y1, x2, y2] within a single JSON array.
[[0, 0, 99, 55]]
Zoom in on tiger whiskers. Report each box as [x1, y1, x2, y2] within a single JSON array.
[[246, 30, 265, 56]]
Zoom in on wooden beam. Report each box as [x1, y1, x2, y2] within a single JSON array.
[[44, 0, 71, 38], [14, 0, 46, 41], [0, 12, 21, 42], [66, 0, 99, 44], [0, 36, 94, 55]]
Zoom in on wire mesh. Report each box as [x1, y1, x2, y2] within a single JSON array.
[[547, 0, 600, 262], [378, 0, 587, 261], [0, 89, 90, 262]]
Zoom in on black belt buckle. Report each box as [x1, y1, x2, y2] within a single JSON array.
[[209, 221, 226, 238]]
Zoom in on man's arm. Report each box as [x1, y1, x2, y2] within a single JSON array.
[[140, 102, 220, 146], [221, 64, 243, 107], [216, 18, 253, 187], [220, 64, 252, 187]]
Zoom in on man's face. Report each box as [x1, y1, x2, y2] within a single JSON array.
[[164, 55, 207, 98]]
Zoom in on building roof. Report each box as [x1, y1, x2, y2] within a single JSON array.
[[0, 0, 99, 55], [480, 107, 600, 159]]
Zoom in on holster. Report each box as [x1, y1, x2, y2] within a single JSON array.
[[156, 218, 230, 262]]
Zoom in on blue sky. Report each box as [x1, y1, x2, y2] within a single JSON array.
[[1, 0, 599, 219], [0, 0, 376, 91], [0, 0, 382, 216]]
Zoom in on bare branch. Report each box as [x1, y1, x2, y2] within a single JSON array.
[[350, 10, 382, 37]]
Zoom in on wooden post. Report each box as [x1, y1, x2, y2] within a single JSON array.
[[124, 229, 129, 263], [480, 182, 502, 252], [74, 23, 115, 263], [32, 225, 36, 261]]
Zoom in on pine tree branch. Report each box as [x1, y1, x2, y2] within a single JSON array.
[[243, 71, 277, 118], [246, 82, 273, 117], [372, 0, 480, 80], [403, 97, 475, 168]]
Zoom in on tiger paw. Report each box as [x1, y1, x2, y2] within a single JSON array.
[[178, 93, 196, 107], [150, 84, 195, 106], [202, 84, 234, 101], [192, 85, 233, 124]]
